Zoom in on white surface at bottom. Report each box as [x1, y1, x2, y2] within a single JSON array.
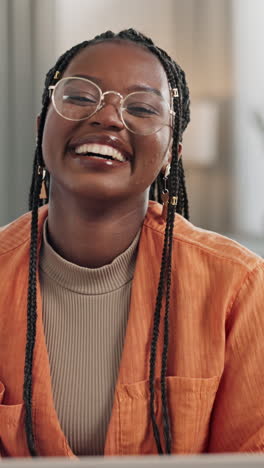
[[0, 454, 264, 467]]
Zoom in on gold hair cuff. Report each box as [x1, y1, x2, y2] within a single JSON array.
[[170, 196, 178, 206]]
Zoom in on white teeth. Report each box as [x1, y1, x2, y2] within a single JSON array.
[[75, 143, 126, 162]]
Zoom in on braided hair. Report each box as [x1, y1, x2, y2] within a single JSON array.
[[25, 28, 190, 456]]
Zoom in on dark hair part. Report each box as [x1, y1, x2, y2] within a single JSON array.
[[26, 28, 190, 456]]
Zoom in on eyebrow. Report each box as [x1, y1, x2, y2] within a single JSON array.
[[72, 74, 163, 97]]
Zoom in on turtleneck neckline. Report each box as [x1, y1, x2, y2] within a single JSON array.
[[39, 219, 140, 295]]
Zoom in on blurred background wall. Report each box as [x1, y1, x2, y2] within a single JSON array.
[[0, 0, 263, 254]]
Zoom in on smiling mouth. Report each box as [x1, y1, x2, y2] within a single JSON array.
[[73, 143, 127, 163]]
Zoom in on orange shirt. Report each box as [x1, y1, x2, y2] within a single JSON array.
[[0, 202, 264, 457]]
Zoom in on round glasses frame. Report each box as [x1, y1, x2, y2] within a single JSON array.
[[48, 77, 177, 136]]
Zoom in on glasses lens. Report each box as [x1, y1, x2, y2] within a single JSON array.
[[53, 78, 101, 120], [122, 92, 170, 135]]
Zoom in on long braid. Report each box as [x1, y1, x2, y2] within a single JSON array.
[[157, 63, 183, 454], [160, 74, 183, 453], [149, 201, 172, 453], [25, 29, 190, 456], [24, 170, 42, 456], [24, 88, 51, 455]]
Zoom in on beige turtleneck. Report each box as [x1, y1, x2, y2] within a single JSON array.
[[39, 219, 140, 456]]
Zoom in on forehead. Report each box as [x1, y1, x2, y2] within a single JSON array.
[[64, 40, 170, 99]]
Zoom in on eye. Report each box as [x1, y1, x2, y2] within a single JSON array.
[[125, 103, 159, 118], [62, 93, 98, 106]]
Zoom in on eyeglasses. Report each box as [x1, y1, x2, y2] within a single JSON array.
[[48, 77, 176, 136]]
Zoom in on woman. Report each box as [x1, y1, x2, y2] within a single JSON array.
[[0, 29, 263, 458]]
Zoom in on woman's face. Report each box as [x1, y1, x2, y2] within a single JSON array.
[[42, 40, 174, 204]]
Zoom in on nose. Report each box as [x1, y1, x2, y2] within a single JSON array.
[[88, 92, 124, 131]]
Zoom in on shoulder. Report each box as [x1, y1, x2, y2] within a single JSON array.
[[0, 206, 48, 256], [144, 202, 263, 273]]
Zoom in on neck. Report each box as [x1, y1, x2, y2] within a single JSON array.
[[46, 193, 148, 268]]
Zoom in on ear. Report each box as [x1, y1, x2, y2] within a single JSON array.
[[161, 143, 182, 174]]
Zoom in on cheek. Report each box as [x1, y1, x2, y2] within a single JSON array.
[[42, 109, 58, 168], [137, 128, 171, 174], [41, 108, 72, 168]]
